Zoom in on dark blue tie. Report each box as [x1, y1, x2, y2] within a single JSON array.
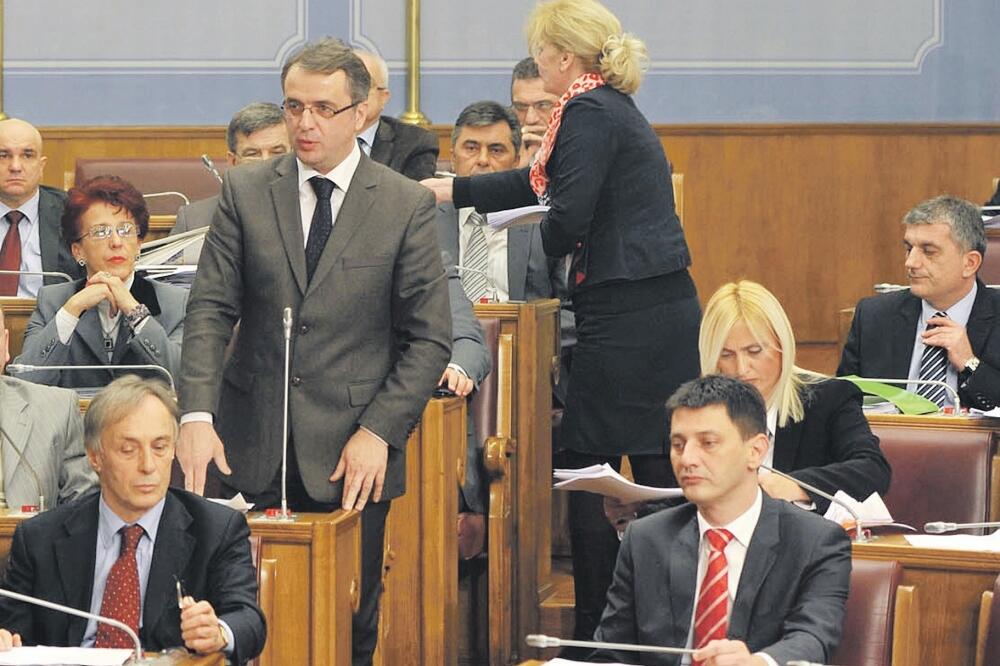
[[305, 176, 335, 282]]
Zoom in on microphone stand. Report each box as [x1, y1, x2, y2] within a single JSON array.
[[525, 633, 695, 656], [0, 269, 74, 285], [759, 464, 866, 542], [452, 265, 500, 303], [923, 520, 1000, 534], [265, 307, 296, 522]]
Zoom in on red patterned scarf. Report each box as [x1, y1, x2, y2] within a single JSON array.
[[529, 72, 606, 199]]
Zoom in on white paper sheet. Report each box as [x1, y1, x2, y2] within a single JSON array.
[[486, 206, 549, 230], [0, 646, 132, 665], [553, 464, 683, 503], [823, 491, 895, 527], [207, 493, 254, 513], [906, 528, 1000, 551]]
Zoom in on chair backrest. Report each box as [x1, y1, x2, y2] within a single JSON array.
[[73, 157, 230, 215], [470, 317, 500, 447], [980, 230, 1000, 285], [831, 559, 901, 666], [871, 424, 995, 530]]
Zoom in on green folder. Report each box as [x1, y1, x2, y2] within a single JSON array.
[[841, 375, 940, 415]]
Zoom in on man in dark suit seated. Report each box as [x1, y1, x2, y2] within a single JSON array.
[[0, 376, 265, 664], [0, 118, 83, 297], [510, 57, 559, 169], [353, 49, 439, 181], [593, 375, 851, 666], [838, 195, 1000, 410]]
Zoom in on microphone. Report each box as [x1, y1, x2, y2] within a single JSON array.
[[7, 363, 175, 393], [0, 269, 74, 284], [923, 521, 1000, 534], [849, 376, 960, 411], [453, 265, 500, 303], [142, 191, 190, 206], [759, 464, 865, 542], [0, 587, 143, 662], [268, 307, 296, 522], [201, 154, 224, 184], [525, 633, 695, 656], [0, 424, 47, 513]]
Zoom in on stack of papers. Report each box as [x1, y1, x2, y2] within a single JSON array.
[[486, 205, 549, 230], [906, 529, 1000, 551], [207, 493, 254, 513], [822, 491, 904, 529], [553, 464, 683, 503], [137, 226, 207, 266]]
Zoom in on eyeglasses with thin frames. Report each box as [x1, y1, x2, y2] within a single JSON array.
[[512, 100, 555, 115], [282, 99, 360, 120], [79, 222, 136, 241]]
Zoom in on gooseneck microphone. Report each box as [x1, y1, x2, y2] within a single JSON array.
[[453, 265, 500, 303], [759, 464, 865, 542], [273, 307, 295, 522], [924, 521, 1000, 534], [201, 154, 224, 184], [0, 269, 74, 284], [0, 587, 142, 662], [525, 633, 695, 656]]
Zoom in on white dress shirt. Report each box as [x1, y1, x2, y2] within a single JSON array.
[[457, 206, 509, 302], [0, 190, 43, 298], [906, 281, 977, 400]]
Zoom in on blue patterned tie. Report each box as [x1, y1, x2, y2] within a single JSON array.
[[305, 176, 335, 282], [917, 311, 950, 408]]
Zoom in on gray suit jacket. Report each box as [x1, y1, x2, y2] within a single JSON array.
[[37, 186, 85, 291], [168, 196, 218, 265], [444, 256, 490, 388], [370, 116, 439, 181], [0, 375, 96, 507], [594, 494, 851, 665], [14, 276, 187, 390], [179, 152, 451, 503]]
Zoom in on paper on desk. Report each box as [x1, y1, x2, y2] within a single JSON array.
[[544, 660, 630, 666], [0, 646, 132, 665], [906, 528, 1000, 551], [553, 463, 683, 503], [486, 205, 549, 230], [207, 493, 254, 513], [823, 491, 894, 527]]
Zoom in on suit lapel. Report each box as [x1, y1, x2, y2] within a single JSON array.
[[306, 156, 378, 294], [77, 309, 112, 363], [270, 156, 308, 295], [966, 280, 994, 354], [54, 496, 100, 646], [370, 118, 394, 166], [667, 512, 700, 648], [143, 493, 195, 641], [891, 293, 922, 376], [38, 190, 62, 275], [438, 204, 460, 264], [506, 226, 530, 301], [729, 496, 780, 640]]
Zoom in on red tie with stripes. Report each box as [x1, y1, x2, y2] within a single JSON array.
[[94, 524, 144, 648], [693, 528, 734, 663]]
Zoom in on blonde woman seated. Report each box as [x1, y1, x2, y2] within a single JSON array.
[[608, 280, 891, 525]]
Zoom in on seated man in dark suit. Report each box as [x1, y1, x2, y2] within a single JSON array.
[[0, 376, 265, 664], [593, 375, 850, 666], [838, 195, 1000, 410], [353, 49, 439, 180], [510, 57, 559, 168], [169, 102, 291, 264]]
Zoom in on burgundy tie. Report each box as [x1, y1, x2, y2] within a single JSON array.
[[0, 210, 24, 296], [94, 524, 144, 648]]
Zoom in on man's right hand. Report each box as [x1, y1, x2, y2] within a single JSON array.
[[178, 421, 232, 495], [0, 629, 21, 650], [517, 126, 546, 167]]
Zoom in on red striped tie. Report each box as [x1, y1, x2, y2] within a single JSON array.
[[693, 528, 734, 663]]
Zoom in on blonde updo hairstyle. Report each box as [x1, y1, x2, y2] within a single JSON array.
[[699, 280, 823, 428], [526, 0, 648, 96]]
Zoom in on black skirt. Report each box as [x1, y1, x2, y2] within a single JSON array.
[[561, 270, 701, 456]]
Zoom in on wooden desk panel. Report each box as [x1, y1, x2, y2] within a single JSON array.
[[0, 297, 37, 359]]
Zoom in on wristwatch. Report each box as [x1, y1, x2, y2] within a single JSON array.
[[964, 356, 981, 374]]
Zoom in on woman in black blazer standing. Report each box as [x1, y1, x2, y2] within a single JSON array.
[[424, 0, 700, 643]]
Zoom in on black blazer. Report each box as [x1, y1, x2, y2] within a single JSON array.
[[38, 185, 85, 287], [453, 85, 690, 292], [838, 280, 1000, 410], [594, 494, 851, 665], [0, 489, 265, 664], [370, 115, 439, 181]]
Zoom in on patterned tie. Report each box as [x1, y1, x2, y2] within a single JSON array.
[[462, 212, 490, 302], [94, 524, 144, 648], [305, 176, 335, 282], [0, 210, 24, 296], [917, 311, 950, 408], [693, 528, 734, 663]]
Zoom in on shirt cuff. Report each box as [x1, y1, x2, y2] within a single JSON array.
[[132, 314, 151, 334], [756, 652, 779, 666], [446, 362, 469, 378], [55, 307, 79, 344], [793, 500, 818, 511], [360, 426, 389, 448], [218, 619, 235, 656], [181, 411, 214, 425]]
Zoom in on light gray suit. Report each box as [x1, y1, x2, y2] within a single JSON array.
[[167, 196, 218, 265], [14, 276, 187, 390], [0, 375, 97, 507]]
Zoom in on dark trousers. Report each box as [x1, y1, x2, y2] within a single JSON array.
[[219, 443, 391, 666], [556, 449, 674, 655]]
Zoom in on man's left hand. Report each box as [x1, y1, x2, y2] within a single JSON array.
[[692, 639, 768, 665], [923, 316, 975, 370], [330, 428, 388, 511], [180, 597, 226, 655], [440, 367, 474, 397], [758, 472, 809, 503]]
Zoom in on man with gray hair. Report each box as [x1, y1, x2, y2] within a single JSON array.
[[0, 375, 265, 662], [839, 194, 1000, 410], [353, 48, 439, 180], [168, 102, 291, 263]]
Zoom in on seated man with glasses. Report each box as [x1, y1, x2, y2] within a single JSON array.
[[14, 175, 187, 391], [510, 57, 559, 168]]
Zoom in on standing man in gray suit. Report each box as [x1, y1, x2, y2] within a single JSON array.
[[168, 103, 291, 264], [177, 39, 451, 664], [353, 49, 439, 181], [0, 119, 82, 297], [0, 304, 96, 508]]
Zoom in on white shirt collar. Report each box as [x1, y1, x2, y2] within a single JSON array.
[[696, 487, 764, 549], [97, 493, 166, 549], [296, 141, 362, 194], [920, 281, 977, 328], [0, 189, 40, 229], [358, 120, 379, 152]]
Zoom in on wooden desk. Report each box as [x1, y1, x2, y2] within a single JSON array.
[[146, 651, 225, 665], [855, 534, 1000, 666], [0, 297, 36, 358]]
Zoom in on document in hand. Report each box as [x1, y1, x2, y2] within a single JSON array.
[[553, 463, 683, 504], [0, 646, 132, 665], [486, 205, 549, 231], [207, 492, 255, 513]]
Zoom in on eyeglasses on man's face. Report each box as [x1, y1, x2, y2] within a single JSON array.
[[79, 222, 136, 241], [282, 99, 360, 120], [512, 100, 555, 115]]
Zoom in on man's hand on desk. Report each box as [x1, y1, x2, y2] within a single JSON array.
[[440, 366, 474, 397], [0, 629, 20, 650], [331, 428, 388, 511], [177, 422, 232, 496], [179, 596, 227, 654], [693, 639, 769, 666]]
